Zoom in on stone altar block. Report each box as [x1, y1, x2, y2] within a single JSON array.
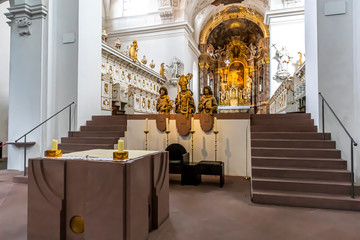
[[28, 150, 169, 240]]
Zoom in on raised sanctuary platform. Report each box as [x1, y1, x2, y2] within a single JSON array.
[[28, 149, 169, 240]]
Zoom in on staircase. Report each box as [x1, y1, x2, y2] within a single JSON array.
[[60, 115, 127, 153], [251, 113, 360, 211]]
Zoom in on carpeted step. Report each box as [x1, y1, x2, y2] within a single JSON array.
[[252, 156, 347, 170], [61, 137, 119, 145], [80, 125, 127, 131], [252, 190, 360, 211], [59, 143, 115, 152], [252, 147, 341, 158], [69, 131, 125, 138], [251, 132, 331, 140], [251, 118, 314, 126], [251, 139, 336, 149], [252, 178, 352, 195], [251, 125, 317, 132], [252, 167, 351, 181], [251, 113, 311, 119]]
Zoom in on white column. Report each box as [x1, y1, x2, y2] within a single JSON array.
[[304, 0, 319, 125], [6, 1, 48, 170]]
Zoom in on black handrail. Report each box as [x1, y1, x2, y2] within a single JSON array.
[[319, 92, 357, 198], [15, 102, 75, 176]]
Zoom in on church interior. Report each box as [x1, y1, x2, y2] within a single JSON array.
[[1, 0, 360, 239]]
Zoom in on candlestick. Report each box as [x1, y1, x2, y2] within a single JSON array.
[[190, 129, 195, 163], [52, 139, 58, 151], [144, 130, 149, 150], [165, 130, 170, 147], [118, 140, 124, 152], [145, 118, 149, 132], [214, 117, 218, 132], [214, 130, 219, 161]]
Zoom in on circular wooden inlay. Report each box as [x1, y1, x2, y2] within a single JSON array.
[[70, 216, 84, 234]]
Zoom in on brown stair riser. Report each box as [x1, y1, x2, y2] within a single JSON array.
[[251, 132, 331, 140], [252, 148, 341, 158], [252, 158, 347, 170], [252, 193, 360, 211], [252, 169, 351, 181], [87, 119, 127, 125], [251, 113, 311, 119], [80, 125, 127, 131], [251, 125, 317, 132], [251, 140, 336, 149], [59, 144, 114, 152], [69, 131, 125, 138], [92, 116, 127, 120], [251, 118, 314, 126], [61, 137, 119, 145], [252, 180, 352, 195]]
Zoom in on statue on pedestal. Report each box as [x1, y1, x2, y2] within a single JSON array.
[[160, 63, 166, 80], [175, 74, 195, 115], [128, 40, 139, 63], [156, 87, 172, 114], [198, 86, 218, 115]]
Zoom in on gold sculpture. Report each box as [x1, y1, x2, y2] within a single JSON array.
[[156, 87, 173, 114], [128, 40, 139, 63], [198, 86, 218, 115], [160, 63, 166, 79], [175, 74, 195, 115]]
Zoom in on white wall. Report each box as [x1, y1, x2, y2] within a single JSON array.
[[125, 118, 251, 176], [316, 0, 359, 182], [304, 0, 319, 125], [354, 0, 360, 184], [0, 2, 10, 158]]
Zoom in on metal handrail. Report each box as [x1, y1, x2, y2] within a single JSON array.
[[15, 102, 75, 176], [319, 92, 357, 198]]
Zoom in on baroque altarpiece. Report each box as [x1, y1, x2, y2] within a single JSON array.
[[198, 6, 270, 113]]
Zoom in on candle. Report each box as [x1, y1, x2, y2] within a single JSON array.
[[214, 117, 218, 132], [191, 117, 194, 132], [118, 140, 124, 152], [145, 118, 149, 132], [52, 140, 58, 151], [166, 118, 169, 131]]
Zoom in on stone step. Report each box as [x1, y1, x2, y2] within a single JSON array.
[[61, 137, 119, 145], [252, 156, 347, 170], [69, 131, 125, 138], [251, 139, 336, 149], [251, 118, 314, 126], [251, 113, 311, 119], [80, 125, 127, 131], [252, 147, 341, 158], [251, 125, 317, 132], [252, 178, 352, 195], [59, 143, 115, 152], [252, 167, 351, 181], [251, 132, 331, 140], [252, 190, 360, 211]]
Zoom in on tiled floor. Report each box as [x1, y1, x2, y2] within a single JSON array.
[[1, 171, 360, 240]]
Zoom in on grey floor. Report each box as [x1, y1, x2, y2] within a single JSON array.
[[1, 170, 360, 240]]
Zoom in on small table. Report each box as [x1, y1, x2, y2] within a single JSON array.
[[181, 162, 201, 186], [197, 161, 224, 187]]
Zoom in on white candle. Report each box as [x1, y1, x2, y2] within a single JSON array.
[[118, 140, 124, 152], [191, 117, 194, 131], [145, 118, 149, 132], [214, 117, 218, 132], [52, 139, 58, 151], [166, 118, 169, 131]]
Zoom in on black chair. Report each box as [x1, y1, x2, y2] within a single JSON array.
[[165, 143, 189, 174]]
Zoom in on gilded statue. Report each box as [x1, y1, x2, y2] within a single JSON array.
[[198, 86, 218, 115], [156, 87, 172, 114], [128, 40, 139, 62], [160, 63, 166, 80], [175, 74, 195, 115]]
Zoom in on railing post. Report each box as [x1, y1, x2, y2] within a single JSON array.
[[351, 140, 355, 198], [24, 135, 27, 176], [322, 97, 325, 140], [69, 105, 72, 132]]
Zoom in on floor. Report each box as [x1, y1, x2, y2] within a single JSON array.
[[1, 171, 360, 240]]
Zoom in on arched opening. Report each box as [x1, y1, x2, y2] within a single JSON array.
[[198, 5, 270, 113]]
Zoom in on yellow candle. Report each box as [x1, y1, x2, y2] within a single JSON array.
[[191, 117, 194, 131], [52, 140, 58, 151], [118, 140, 124, 152], [145, 118, 149, 132], [214, 117, 218, 132], [166, 118, 169, 131]]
